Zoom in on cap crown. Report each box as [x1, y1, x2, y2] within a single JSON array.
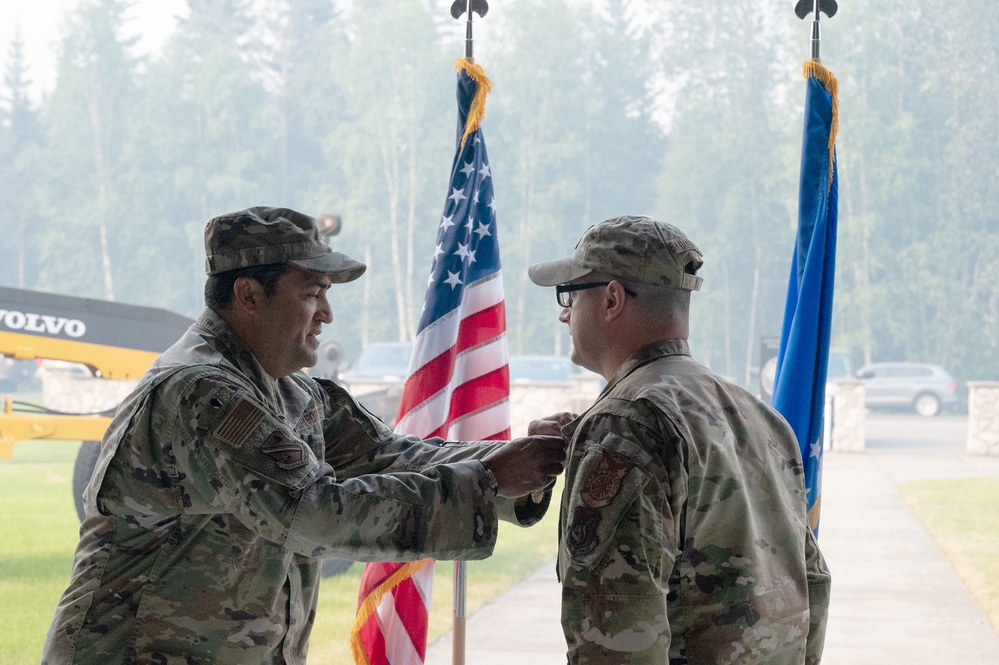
[[205, 207, 332, 275], [574, 216, 703, 288], [528, 215, 703, 290]]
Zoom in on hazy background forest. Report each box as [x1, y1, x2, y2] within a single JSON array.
[[1, 0, 997, 390]]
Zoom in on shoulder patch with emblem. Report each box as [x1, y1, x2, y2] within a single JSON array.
[[216, 399, 266, 448], [567, 505, 601, 557], [581, 450, 634, 508], [261, 431, 306, 466]]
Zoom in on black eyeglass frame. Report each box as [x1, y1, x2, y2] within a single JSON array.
[[555, 281, 637, 308]]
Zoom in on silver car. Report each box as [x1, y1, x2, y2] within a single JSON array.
[[855, 362, 960, 417]]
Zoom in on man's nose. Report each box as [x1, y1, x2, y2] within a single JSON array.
[[317, 294, 334, 324], [558, 307, 570, 324]]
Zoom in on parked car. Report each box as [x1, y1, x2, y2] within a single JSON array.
[[339, 342, 414, 382], [855, 362, 960, 417], [508, 355, 605, 387], [826, 347, 854, 382], [509, 355, 575, 383]]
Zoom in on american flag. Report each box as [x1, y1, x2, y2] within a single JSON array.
[[350, 59, 509, 665]]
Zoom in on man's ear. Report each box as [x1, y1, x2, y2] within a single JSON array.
[[604, 281, 629, 322], [232, 276, 262, 314]]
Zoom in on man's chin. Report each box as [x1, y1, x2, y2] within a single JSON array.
[[299, 350, 319, 370]]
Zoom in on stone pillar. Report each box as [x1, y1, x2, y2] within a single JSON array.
[[830, 379, 865, 452], [39, 365, 137, 414], [967, 381, 999, 456], [568, 373, 603, 416]]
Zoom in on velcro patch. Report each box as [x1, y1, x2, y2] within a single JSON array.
[[580, 450, 634, 508], [296, 405, 323, 432], [566, 505, 600, 557], [261, 431, 306, 466], [216, 399, 266, 448]]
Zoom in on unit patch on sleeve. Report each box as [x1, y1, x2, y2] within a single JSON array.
[[566, 505, 601, 557], [215, 398, 266, 448], [580, 450, 634, 508], [261, 431, 307, 467]]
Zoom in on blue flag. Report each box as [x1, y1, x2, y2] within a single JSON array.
[[771, 61, 839, 534]]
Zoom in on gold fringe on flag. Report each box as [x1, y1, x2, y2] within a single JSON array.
[[455, 58, 492, 150], [807, 494, 822, 534], [803, 60, 839, 188], [350, 558, 436, 665]]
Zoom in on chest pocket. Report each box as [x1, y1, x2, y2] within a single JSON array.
[[200, 388, 321, 493]]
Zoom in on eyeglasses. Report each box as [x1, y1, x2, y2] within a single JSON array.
[[555, 281, 636, 308]]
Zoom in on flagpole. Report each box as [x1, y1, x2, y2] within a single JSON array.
[[452, 560, 467, 665], [463, 0, 474, 61], [451, 9, 471, 661], [447, 4, 488, 663], [794, 0, 838, 62], [810, 0, 821, 61]]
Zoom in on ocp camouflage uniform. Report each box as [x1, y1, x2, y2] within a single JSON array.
[[558, 339, 830, 664], [42, 308, 548, 665]]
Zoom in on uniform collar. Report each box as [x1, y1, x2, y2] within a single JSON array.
[[198, 308, 268, 380], [608, 338, 691, 388], [561, 339, 691, 441]]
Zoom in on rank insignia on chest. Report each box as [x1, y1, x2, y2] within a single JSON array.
[[581, 450, 633, 508]]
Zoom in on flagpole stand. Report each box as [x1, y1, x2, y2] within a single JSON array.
[[452, 560, 467, 665]]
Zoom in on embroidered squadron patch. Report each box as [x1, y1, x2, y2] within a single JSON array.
[[567, 505, 600, 557], [261, 431, 305, 465], [580, 450, 633, 508], [215, 399, 265, 448]]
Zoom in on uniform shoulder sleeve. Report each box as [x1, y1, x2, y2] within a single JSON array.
[[185, 374, 324, 492], [160, 371, 326, 544], [560, 409, 675, 662]]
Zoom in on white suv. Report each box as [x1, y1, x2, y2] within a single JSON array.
[[855, 362, 960, 417]]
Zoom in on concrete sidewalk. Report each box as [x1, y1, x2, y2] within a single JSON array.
[[427, 415, 999, 664]]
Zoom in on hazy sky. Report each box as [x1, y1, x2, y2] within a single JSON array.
[[0, 0, 616, 104], [1, 0, 187, 102]]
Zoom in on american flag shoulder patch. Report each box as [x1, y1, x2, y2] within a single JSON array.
[[215, 398, 266, 448]]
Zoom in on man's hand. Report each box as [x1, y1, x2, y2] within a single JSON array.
[[527, 411, 577, 437], [482, 434, 568, 498]]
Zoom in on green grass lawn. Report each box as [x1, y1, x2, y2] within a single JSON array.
[[899, 477, 999, 634], [0, 440, 83, 665], [0, 440, 559, 665]]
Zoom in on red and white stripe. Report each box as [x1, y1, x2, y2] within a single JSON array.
[[395, 272, 510, 441], [353, 274, 510, 665]]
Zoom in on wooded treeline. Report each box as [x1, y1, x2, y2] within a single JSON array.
[[1, 0, 997, 387]]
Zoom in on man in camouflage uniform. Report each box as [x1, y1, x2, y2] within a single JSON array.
[[529, 215, 830, 664], [42, 206, 567, 664]]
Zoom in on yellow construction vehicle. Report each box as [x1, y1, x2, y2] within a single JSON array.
[[0, 285, 194, 520]]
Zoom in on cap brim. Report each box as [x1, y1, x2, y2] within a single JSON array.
[[290, 251, 367, 283], [528, 257, 593, 287]]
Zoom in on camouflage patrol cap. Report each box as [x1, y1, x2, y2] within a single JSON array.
[[204, 206, 366, 282], [528, 215, 703, 291]]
